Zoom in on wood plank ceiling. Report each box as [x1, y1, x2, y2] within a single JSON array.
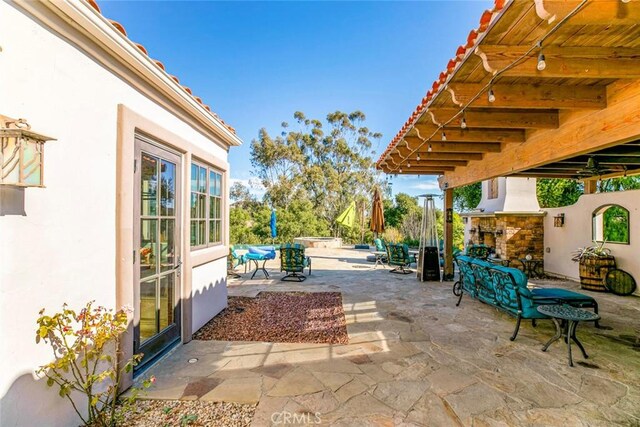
[[376, 0, 640, 187]]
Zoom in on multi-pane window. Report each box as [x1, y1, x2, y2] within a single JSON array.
[[190, 162, 223, 248]]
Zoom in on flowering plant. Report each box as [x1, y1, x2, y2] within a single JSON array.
[[36, 301, 154, 426]]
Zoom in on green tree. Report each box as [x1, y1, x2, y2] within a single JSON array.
[[229, 206, 260, 245], [599, 176, 640, 192], [230, 181, 255, 205], [453, 183, 482, 212], [251, 111, 384, 235], [536, 179, 583, 208]]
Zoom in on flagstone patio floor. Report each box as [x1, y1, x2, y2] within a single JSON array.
[[139, 247, 640, 426]]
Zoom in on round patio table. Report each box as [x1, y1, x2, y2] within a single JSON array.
[[519, 258, 543, 278], [537, 304, 600, 367]]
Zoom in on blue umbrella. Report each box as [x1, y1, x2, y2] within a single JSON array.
[[270, 209, 277, 240]]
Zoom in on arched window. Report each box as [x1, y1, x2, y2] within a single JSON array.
[[592, 204, 630, 244]]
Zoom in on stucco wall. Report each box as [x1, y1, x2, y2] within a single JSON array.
[[191, 258, 228, 333], [0, 4, 229, 426], [543, 190, 640, 296]]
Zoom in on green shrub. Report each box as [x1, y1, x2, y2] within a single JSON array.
[[36, 302, 153, 426]]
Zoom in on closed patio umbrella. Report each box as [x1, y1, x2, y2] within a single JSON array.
[[270, 209, 277, 242], [370, 188, 385, 236]]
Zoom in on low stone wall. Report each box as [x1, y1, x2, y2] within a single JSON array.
[[294, 237, 343, 249]]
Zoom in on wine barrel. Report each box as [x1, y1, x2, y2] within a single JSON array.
[[579, 256, 616, 291]]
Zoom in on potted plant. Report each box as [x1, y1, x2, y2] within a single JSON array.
[[571, 241, 616, 292]]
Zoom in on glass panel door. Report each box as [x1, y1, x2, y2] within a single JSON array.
[[134, 137, 181, 370]]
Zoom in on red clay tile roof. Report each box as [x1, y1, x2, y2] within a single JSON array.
[[376, 0, 506, 168], [88, 0, 236, 135]]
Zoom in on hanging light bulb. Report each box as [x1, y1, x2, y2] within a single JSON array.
[[537, 52, 546, 71], [461, 116, 467, 129], [441, 131, 447, 141], [407, 162, 411, 168], [488, 88, 496, 103], [621, 0, 630, 3], [416, 154, 421, 161], [399, 168, 403, 173], [428, 143, 433, 152]]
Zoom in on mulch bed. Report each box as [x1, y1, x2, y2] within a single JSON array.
[[193, 292, 349, 344], [115, 400, 255, 427]]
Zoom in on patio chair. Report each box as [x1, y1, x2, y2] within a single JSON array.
[[374, 238, 386, 252], [280, 243, 312, 282], [466, 244, 490, 260], [227, 246, 247, 278], [386, 243, 413, 274]]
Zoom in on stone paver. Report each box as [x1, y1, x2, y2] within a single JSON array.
[[138, 247, 640, 426]]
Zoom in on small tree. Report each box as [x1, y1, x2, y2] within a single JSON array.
[[36, 302, 153, 426]]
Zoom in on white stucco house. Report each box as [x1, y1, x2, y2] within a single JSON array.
[[0, 1, 241, 425]]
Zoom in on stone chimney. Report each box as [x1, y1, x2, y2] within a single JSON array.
[[462, 177, 545, 265]]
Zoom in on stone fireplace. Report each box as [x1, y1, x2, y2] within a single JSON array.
[[462, 178, 545, 267]]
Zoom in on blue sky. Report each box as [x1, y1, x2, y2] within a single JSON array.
[[100, 1, 492, 204]]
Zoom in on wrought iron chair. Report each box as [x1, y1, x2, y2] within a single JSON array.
[[386, 243, 413, 274], [280, 243, 312, 282], [227, 246, 247, 278]]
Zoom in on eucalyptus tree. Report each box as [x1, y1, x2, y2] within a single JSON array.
[[251, 110, 384, 235]]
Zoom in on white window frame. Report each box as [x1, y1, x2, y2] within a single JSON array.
[[190, 160, 224, 250]]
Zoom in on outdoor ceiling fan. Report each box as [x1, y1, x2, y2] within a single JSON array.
[[575, 157, 626, 177]]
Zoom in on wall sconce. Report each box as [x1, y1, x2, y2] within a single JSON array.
[[446, 208, 453, 223], [469, 228, 477, 234], [0, 115, 54, 187], [495, 229, 504, 236], [553, 213, 565, 227]]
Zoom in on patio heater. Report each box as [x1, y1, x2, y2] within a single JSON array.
[[417, 194, 441, 282]]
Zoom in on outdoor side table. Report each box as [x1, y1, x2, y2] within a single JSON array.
[[519, 258, 543, 278], [372, 251, 387, 269], [537, 304, 600, 367]]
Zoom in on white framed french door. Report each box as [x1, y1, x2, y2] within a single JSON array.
[[133, 136, 182, 368]]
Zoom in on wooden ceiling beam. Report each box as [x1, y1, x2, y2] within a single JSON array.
[[389, 171, 444, 176], [401, 159, 469, 167], [445, 83, 606, 109], [439, 80, 640, 189], [410, 126, 525, 143], [398, 139, 502, 154], [393, 151, 483, 161], [542, 0, 640, 26], [475, 45, 640, 79], [425, 108, 559, 129]]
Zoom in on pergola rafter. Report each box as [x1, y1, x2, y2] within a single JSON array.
[[377, 0, 640, 185], [376, 0, 640, 280]]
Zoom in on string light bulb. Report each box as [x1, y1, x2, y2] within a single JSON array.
[[441, 131, 447, 141], [399, 168, 403, 173], [416, 154, 421, 161], [461, 116, 467, 129], [488, 88, 496, 103], [407, 162, 411, 168], [428, 143, 433, 152], [537, 52, 546, 71], [622, 0, 630, 3]]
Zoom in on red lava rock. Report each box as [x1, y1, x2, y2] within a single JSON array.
[[193, 292, 348, 345]]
